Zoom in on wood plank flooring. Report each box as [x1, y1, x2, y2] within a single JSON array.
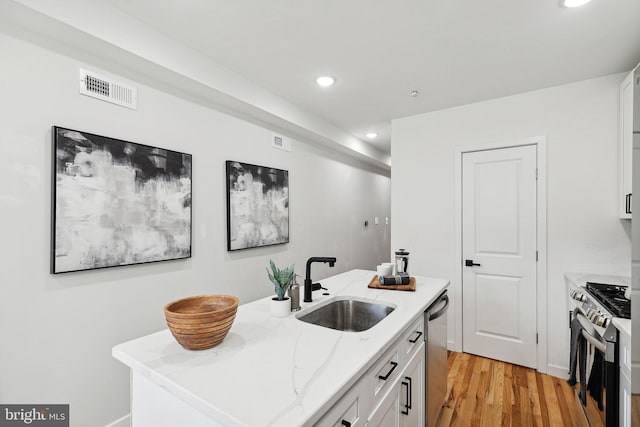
[[435, 352, 583, 427], [633, 394, 640, 426]]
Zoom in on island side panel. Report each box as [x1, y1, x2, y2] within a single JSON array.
[[132, 372, 235, 427]]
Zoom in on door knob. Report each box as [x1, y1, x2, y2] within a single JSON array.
[[465, 259, 481, 267]]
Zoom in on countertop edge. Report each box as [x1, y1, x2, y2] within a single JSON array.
[[612, 318, 631, 337], [112, 343, 247, 427]]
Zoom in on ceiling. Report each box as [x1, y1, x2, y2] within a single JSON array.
[[101, 0, 640, 154]]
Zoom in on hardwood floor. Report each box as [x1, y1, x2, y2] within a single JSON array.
[[435, 352, 583, 427]]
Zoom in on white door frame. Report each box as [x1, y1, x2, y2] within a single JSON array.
[[453, 136, 548, 373]]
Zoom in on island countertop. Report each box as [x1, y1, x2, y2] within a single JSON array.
[[113, 269, 449, 426]]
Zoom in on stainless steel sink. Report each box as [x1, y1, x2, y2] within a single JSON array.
[[296, 297, 395, 332]]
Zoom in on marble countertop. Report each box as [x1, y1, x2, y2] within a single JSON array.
[[612, 318, 631, 337], [113, 269, 449, 427]]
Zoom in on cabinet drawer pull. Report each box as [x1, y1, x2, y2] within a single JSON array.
[[401, 379, 410, 415], [408, 331, 423, 343], [627, 193, 633, 214], [341, 421, 351, 427], [378, 361, 398, 380], [401, 376, 413, 415]]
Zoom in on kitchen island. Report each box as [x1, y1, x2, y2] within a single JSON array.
[[113, 269, 449, 426]]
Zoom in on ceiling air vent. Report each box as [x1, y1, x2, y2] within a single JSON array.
[[79, 68, 137, 110], [272, 133, 292, 152]]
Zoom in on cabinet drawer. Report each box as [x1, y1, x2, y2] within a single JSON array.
[[368, 341, 402, 401], [400, 316, 424, 364], [316, 378, 369, 427], [367, 379, 402, 427]]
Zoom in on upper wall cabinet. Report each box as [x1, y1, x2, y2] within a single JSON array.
[[619, 65, 640, 219]]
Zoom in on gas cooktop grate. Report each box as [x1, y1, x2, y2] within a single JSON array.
[[585, 282, 630, 319]]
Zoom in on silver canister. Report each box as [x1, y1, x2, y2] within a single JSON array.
[[289, 275, 301, 311], [395, 249, 410, 275]]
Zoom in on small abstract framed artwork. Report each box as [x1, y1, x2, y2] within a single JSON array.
[[51, 126, 192, 273], [226, 161, 289, 251]]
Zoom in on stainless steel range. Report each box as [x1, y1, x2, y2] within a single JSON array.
[[568, 281, 630, 427]]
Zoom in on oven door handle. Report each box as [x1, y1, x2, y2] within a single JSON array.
[[574, 309, 608, 354], [581, 329, 606, 353], [573, 308, 592, 329]]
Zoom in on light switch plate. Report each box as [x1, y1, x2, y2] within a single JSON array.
[[374, 217, 379, 225]]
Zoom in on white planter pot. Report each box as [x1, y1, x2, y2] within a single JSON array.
[[270, 297, 290, 317]]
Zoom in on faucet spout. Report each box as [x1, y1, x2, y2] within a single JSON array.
[[304, 257, 337, 303]]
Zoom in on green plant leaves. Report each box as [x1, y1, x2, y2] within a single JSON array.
[[266, 260, 295, 301]]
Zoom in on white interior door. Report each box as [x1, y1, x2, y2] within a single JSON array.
[[462, 145, 537, 368]]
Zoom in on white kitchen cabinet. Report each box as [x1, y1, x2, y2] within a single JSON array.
[[401, 316, 424, 363], [368, 337, 402, 403], [368, 379, 402, 427], [369, 343, 425, 427], [620, 369, 631, 427], [619, 325, 632, 427], [316, 374, 370, 427], [400, 344, 425, 427], [619, 65, 640, 219], [316, 318, 426, 427]]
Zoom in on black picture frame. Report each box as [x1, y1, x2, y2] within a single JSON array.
[[226, 160, 289, 251], [51, 126, 192, 274]]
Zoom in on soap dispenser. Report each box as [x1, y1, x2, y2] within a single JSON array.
[[289, 275, 301, 311]]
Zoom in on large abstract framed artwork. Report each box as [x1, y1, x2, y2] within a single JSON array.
[[51, 126, 192, 273], [226, 161, 289, 251]]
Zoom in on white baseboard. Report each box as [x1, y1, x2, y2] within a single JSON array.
[[105, 414, 130, 427], [546, 364, 569, 380], [447, 340, 462, 352]]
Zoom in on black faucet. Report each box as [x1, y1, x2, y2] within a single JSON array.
[[304, 257, 336, 302]]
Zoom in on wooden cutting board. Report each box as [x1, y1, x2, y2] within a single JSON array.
[[367, 275, 416, 292]]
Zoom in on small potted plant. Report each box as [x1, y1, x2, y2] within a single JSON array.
[[267, 260, 295, 317]]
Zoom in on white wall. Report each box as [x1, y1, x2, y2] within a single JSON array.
[[391, 74, 631, 376], [0, 33, 391, 426], [0, 0, 391, 168]]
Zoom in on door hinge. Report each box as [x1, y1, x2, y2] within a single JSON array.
[[536, 333, 539, 344], [535, 168, 538, 181], [536, 251, 538, 262]]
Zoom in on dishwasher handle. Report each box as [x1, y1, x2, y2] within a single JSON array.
[[428, 294, 449, 321]]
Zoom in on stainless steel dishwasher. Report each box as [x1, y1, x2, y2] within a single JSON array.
[[424, 291, 449, 427]]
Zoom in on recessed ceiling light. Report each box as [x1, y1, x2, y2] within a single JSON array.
[[366, 132, 378, 139], [562, 0, 592, 7], [316, 76, 335, 87]]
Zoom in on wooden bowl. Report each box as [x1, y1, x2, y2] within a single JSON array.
[[164, 295, 239, 350]]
